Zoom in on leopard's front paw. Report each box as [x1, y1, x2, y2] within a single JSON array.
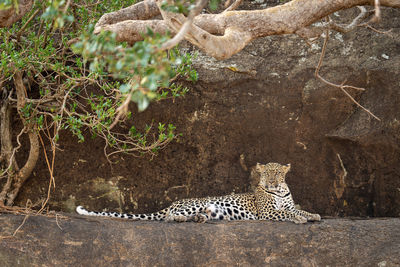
[[309, 213, 321, 221], [293, 215, 307, 224], [193, 214, 208, 223], [166, 214, 188, 222]]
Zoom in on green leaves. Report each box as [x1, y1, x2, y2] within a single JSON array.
[[119, 84, 131, 94], [131, 91, 150, 112], [160, 0, 222, 14], [209, 0, 219, 11], [0, 0, 15, 10], [72, 26, 197, 112], [158, 122, 176, 142], [41, 0, 75, 29], [64, 116, 85, 142], [1, 0, 197, 158]]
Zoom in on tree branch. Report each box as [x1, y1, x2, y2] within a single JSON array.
[[314, 25, 381, 121], [94, 0, 161, 32], [4, 71, 40, 206], [159, 0, 209, 50], [0, 97, 19, 172], [223, 0, 243, 12], [0, 100, 17, 205], [94, 0, 400, 59]]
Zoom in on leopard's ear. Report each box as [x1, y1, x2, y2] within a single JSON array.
[[255, 163, 263, 172], [284, 163, 291, 172]]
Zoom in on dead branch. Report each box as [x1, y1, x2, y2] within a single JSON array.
[[12, 214, 29, 236], [93, 0, 400, 59], [321, 6, 369, 33], [334, 153, 347, 199], [314, 26, 381, 121], [15, 8, 40, 39], [36, 130, 56, 214]]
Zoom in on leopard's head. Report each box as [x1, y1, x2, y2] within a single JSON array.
[[255, 162, 291, 191]]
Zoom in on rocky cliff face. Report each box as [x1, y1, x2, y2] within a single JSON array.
[[15, 4, 400, 218]]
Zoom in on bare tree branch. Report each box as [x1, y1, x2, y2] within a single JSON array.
[[159, 0, 209, 50], [93, 0, 400, 59], [314, 26, 381, 121], [94, 0, 160, 32], [324, 6, 369, 33]]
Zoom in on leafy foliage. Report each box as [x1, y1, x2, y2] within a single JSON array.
[[0, 0, 198, 159], [0, 0, 16, 10]]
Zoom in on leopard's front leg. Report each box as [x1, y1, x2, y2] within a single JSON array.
[[165, 214, 190, 222], [259, 209, 308, 224]]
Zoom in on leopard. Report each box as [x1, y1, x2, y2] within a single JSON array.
[[76, 162, 321, 224]]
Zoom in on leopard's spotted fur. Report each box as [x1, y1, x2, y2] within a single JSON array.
[[76, 162, 321, 223]]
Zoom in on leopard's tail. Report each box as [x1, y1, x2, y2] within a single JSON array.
[[76, 206, 168, 221]]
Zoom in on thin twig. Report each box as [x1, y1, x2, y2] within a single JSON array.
[[109, 93, 131, 130], [364, 25, 392, 35], [307, 6, 368, 35], [331, 6, 368, 33], [370, 0, 381, 23], [315, 24, 381, 121], [55, 214, 63, 230], [37, 131, 56, 214], [16, 9, 40, 40], [63, 0, 72, 13], [223, 0, 243, 12], [337, 153, 347, 179], [12, 214, 29, 236]]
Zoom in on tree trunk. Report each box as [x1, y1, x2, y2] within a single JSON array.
[[0, 71, 39, 206]]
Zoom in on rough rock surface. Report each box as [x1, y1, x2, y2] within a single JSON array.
[[14, 3, 400, 218], [0, 214, 399, 266]]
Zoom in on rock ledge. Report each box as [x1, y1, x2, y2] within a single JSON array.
[[0, 214, 399, 266]]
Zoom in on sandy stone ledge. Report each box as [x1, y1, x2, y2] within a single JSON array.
[[0, 214, 398, 266]]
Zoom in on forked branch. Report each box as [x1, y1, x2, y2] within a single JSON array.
[[94, 0, 400, 59]]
